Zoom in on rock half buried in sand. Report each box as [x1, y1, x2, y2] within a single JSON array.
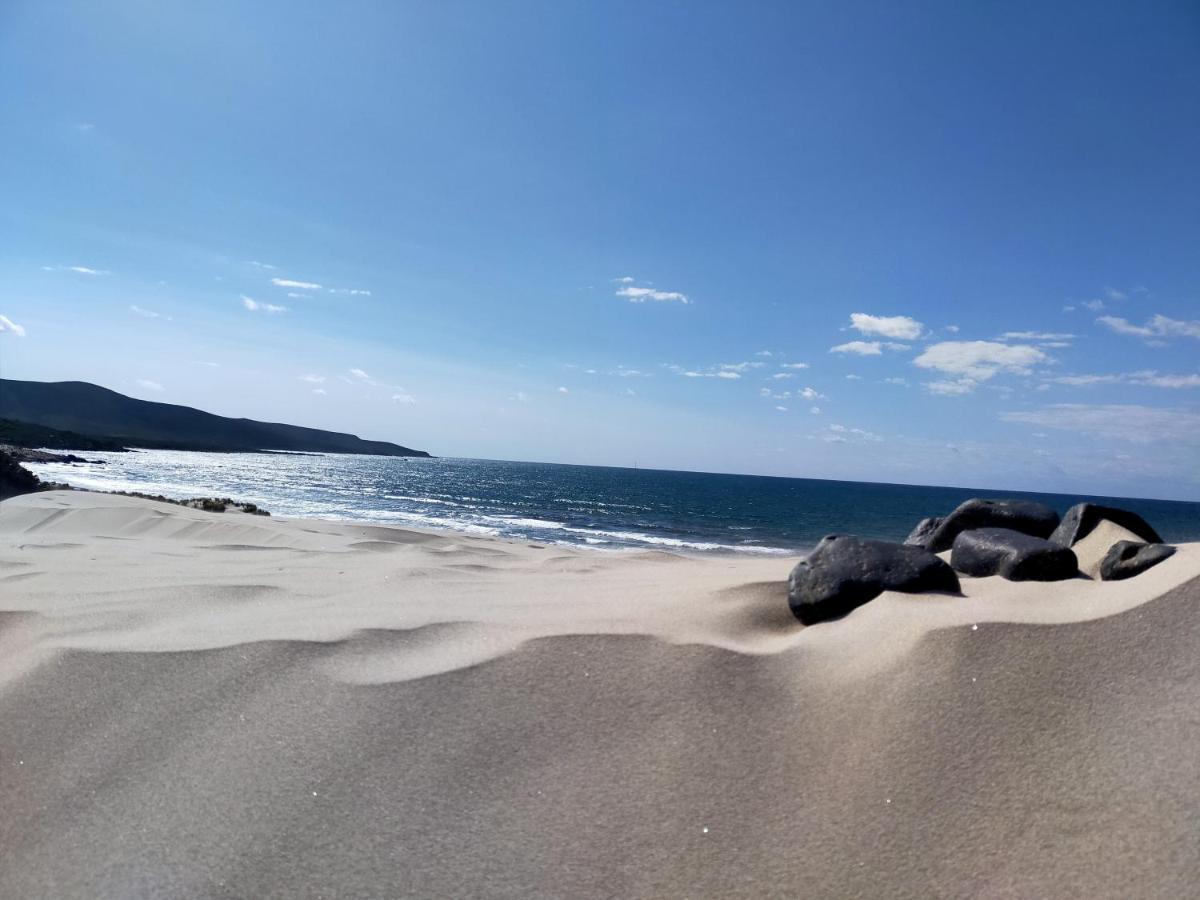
[[951, 528, 1078, 582], [787, 534, 960, 625], [1071, 520, 1145, 579], [912, 498, 1060, 553], [1099, 541, 1176, 581], [903, 516, 944, 547], [1049, 502, 1163, 548]]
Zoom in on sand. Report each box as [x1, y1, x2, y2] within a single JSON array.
[[2, 490, 1199, 898]]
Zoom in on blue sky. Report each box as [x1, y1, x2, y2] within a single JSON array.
[[2, 1, 1198, 499]]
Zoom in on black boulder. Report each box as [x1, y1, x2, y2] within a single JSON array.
[[904, 516, 944, 547], [1049, 503, 1163, 548], [1099, 541, 1176, 581], [787, 534, 960, 625], [950, 528, 1078, 582]]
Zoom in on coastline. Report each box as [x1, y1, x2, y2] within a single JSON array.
[[3, 489, 1200, 897]]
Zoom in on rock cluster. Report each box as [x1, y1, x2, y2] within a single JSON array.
[[786, 496, 1177, 625]]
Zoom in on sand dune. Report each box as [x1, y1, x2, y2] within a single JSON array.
[[2, 490, 1199, 897]]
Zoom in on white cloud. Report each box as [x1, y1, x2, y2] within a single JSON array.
[[612, 276, 635, 284], [136, 379, 164, 392], [780, 362, 810, 369], [775, 405, 788, 412], [0, 314, 27, 337], [844, 374, 862, 380], [557, 386, 569, 394], [830, 341, 883, 356], [1105, 287, 1127, 301], [271, 277, 322, 290], [755, 350, 773, 357], [242, 296, 287, 314], [615, 279, 689, 304], [945, 324, 960, 333], [771, 372, 794, 380], [1000, 404, 1200, 445], [68, 265, 107, 275], [913, 341, 1049, 390], [1082, 299, 1106, 311], [391, 392, 416, 404], [798, 387, 823, 400], [716, 370, 741, 380], [312, 388, 327, 396], [820, 423, 882, 443], [884, 377, 908, 386], [1098, 314, 1200, 341], [999, 331, 1075, 341], [248, 260, 276, 270], [300, 374, 326, 383], [810, 406, 822, 415], [759, 387, 771, 397], [349, 368, 374, 383], [1062, 305, 1076, 313], [330, 288, 372, 296], [849, 313, 924, 340]]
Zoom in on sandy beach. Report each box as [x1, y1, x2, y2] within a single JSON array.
[[2, 489, 1199, 898]]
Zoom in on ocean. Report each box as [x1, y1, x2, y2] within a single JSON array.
[[25, 450, 1200, 555]]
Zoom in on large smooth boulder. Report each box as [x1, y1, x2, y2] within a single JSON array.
[[787, 534, 960, 625], [904, 516, 944, 547], [0, 449, 42, 501], [911, 499, 1060, 553], [950, 528, 1078, 582], [1050, 503, 1162, 548], [1099, 541, 1176, 581]]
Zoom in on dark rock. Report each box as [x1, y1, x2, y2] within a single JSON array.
[[0, 448, 43, 500], [904, 516, 944, 547], [913, 498, 1060, 553], [951, 528, 1078, 581], [787, 534, 960, 625], [1050, 503, 1163, 548], [1099, 541, 1176, 581]]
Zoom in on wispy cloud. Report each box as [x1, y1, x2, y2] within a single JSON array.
[[780, 362, 810, 369], [248, 260, 276, 270], [136, 379, 164, 392], [614, 278, 689, 304], [558, 386, 569, 394], [820, 423, 882, 443], [43, 265, 109, 275], [271, 277, 322, 290], [329, 287, 372, 296], [1000, 404, 1200, 445], [914, 340, 1049, 394], [1047, 370, 1200, 389], [242, 296, 287, 314], [830, 340, 883, 355], [312, 388, 327, 395], [129, 304, 169, 320], [349, 368, 375, 385], [391, 391, 416, 404], [849, 313, 924, 340], [0, 314, 27, 337], [798, 387, 824, 400], [299, 374, 326, 384], [1097, 314, 1200, 341], [999, 331, 1074, 342], [771, 372, 794, 380]]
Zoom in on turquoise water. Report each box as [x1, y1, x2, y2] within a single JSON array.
[[27, 450, 1200, 554]]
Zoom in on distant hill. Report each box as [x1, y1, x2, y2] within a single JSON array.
[[0, 418, 130, 451], [0, 380, 432, 457]]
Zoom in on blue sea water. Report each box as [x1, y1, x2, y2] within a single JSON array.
[[25, 450, 1200, 555]]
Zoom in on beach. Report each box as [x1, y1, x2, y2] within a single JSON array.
[[3, 489, 1199, 897]]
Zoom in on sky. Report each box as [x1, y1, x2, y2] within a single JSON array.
[[1, 1, 1199, 500]]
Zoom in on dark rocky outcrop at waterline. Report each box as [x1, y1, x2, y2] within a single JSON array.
[[787, 534, 960, 624], [1099, 541, 1176, 581], [950, 528, 1078, 582], [908, 498, 1060, 553]]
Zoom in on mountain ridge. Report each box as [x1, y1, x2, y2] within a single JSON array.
[[0, 379, 432, 457]]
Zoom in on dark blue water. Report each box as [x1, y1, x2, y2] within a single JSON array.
[[27, 450, 1200, 554]]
